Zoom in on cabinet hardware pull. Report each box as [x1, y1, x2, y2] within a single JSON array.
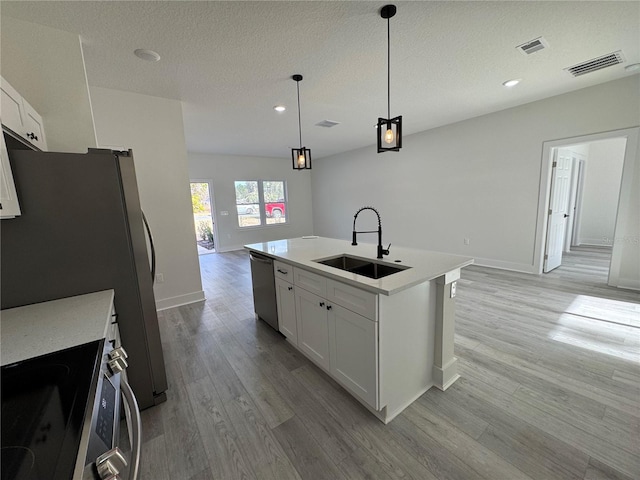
[[319, 301, 325, 307], [327, 305, 333, 311], [277, 269, 288, 274]]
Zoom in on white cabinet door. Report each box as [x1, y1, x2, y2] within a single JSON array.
[[1, 77, 47, 151], [0, 133, 21, 218], [275, 278, 297, 344], [0, 78, 25, 136], [329, 304, 378, 409], [22, 98, 47, 151], [295, 287, 330, 370]]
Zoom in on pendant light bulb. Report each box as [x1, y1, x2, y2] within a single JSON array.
[[384, 128, 394, 144], [298, 154, 306, 167]]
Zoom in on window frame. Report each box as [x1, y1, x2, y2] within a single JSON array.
[[234, 179, 288, 229]]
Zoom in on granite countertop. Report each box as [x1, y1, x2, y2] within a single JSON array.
[[244, 237, 473, 295], [1, 290, 115, 366]]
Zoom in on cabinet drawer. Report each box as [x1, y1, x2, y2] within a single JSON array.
[[294, 267, 327, 297], [274, 260, 293, 283], [327, 279, 377, 321]]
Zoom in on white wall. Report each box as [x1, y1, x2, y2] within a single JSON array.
[[188, 152, 314, 251], [90, 87, 204, 309], [312, 75, 640, 274], [1, 16, 96, 152], [577, 138, 626, 246], [609, 129, 640, 290]]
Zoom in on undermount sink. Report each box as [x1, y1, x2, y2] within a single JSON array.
[[314, 254, 411, 279]]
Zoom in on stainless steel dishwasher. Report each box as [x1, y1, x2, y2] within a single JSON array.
[[249, 252, 278, 330]]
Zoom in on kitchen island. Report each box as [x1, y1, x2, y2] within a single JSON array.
[[245, 237, 473, 423]]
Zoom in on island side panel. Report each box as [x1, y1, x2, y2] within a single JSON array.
[[378, 280, 436, 423], [433, 270, 461, 390]]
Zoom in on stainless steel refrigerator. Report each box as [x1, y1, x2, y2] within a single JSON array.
[[1, 135, 168, 409]]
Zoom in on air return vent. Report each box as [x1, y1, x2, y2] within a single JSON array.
[[316, 120, 340, 128], [565, 51, 625, 77], [516, 37, 549, 55]]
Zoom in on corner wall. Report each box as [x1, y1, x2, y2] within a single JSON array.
[[0, 16, 96, 152], [188, 152, 314, 252], [311, 75, 640, 274], [90, 87, 204, 309]]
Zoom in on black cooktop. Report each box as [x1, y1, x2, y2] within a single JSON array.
[[1, 340, 102, 480]]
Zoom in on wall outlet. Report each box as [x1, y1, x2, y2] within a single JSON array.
[[464, 238, 470, 245], [155, 273, 164, 284], [220, 211, 229, 216]]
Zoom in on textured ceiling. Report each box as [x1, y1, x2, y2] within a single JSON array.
[[2, 1, 639, 159]]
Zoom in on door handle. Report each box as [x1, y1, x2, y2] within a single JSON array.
[[563, 214, 569, 218]]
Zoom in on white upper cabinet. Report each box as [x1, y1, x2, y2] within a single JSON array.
[[0, 133, 21, 218], [22, 98, 47, 151], [1, 77, 48, 151]]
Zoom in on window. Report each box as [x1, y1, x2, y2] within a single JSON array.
[[234, 180, 287, 228]]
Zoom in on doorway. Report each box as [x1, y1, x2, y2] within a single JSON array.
[[190, 180, 216, 255], [543, 139, 626, 272], [536, 127, 639, 289]]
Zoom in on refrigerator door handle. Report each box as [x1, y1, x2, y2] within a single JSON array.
[[141, 210, 156, 284]]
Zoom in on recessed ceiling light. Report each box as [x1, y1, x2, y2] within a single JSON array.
[[134, 49, 161, 62], [502, 79, 521, 87], [625, 63, 640, 72], [274, 105, 286, 112]]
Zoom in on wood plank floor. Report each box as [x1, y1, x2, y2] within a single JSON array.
[[137, 246, 639, 480]]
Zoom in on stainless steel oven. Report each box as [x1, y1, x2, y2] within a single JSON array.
[[79, 341, 142, 480]]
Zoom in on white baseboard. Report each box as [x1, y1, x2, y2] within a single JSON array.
[[471, 256, 537, 274], [433, 357, 460, 391], [609, 277, 640, 291], [156, 290, 205, 311], [215, 244, 246, 253], [578, 238, 613, 246]]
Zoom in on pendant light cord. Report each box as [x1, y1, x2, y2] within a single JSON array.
[[296, 80, 303, 148], [387, 15, 391, 119]]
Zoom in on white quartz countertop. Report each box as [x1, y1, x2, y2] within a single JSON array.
[[1, 290, 115, 366], [244, 237, 473, 295]]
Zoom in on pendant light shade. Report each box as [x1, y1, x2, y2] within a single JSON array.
[[291, 74, 312, 170], [377, 4, 402, 153]]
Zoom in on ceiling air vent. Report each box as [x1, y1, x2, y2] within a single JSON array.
[[565, 51, 625, 77], [315, 120, 340, 128], [516, 37, 549, 55]]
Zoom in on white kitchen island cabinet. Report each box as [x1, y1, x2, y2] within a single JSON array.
[[246, 237, 473, 424], [295, 286, 331, 370], [275, 277, 297, 343]]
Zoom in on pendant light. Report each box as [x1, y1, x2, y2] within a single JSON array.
[[291, 74, 312, 170], [377, 4, 402, 153]]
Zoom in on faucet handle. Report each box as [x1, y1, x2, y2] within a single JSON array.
[[382, 243, 391, 256]]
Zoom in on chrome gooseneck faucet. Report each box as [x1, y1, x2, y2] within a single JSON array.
[[352, 206, 390, 259]]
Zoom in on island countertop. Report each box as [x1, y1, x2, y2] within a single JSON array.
[[0, 290, 115, 366], [244, 237, 473, 295]]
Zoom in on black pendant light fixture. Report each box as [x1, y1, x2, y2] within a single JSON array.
[[291, 74, 312, 170], [377, 4, 402, 153]]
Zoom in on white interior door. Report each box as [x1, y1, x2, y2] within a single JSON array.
[[544, 150, 573, 272]]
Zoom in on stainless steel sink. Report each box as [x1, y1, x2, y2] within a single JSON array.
[[314, 255, 410, 279]]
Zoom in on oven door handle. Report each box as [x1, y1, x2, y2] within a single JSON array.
[[120, 378, 142, 480]]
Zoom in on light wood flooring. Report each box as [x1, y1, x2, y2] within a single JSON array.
[[137, 246, 639, 480]]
